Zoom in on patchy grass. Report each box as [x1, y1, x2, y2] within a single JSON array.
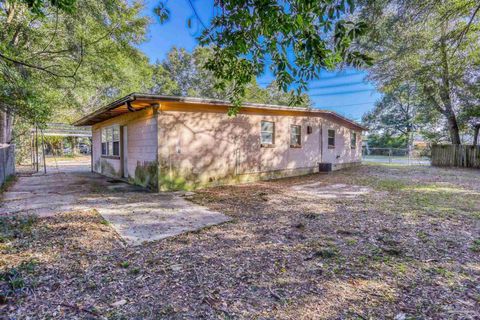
[[0, 215, 37, 243], [1, 164, 480, 319], [0, 175, 17, 194]]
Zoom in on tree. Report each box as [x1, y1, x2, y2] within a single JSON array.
[[362, 84, 418, 148], [1, 0, 151, 143], [359, 0, 480, 144], [155, 0, 371, 112], [150, 46, 311, 107]]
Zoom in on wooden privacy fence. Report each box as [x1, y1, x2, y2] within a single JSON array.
[[431, 145, 480, 168]]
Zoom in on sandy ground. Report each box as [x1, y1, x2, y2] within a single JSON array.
[[1, 164, 479, 319]]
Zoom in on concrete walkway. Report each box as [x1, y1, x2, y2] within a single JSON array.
[[0, 162, 230, 245]]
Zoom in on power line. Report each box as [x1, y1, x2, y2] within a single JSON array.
[[310, 89, 376, 96], [186, 0, 208, 30], [309, 81, 367, 90], [316, 101, 377, 108], [315, 71, 364, 81], [258, 71, 365, 85]]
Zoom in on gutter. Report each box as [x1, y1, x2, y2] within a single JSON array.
[[72, 93, 137, 126]]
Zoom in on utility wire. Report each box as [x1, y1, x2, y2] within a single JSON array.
[[258, 71, 364, 85], [309, 81, 367, 90], [316, 101, 377, 108], [310, 89, 375, 96]]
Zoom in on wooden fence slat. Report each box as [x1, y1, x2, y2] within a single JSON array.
[[431, 145, 480, 168]]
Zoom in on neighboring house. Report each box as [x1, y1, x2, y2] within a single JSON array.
[[74, 93, 366, 191]]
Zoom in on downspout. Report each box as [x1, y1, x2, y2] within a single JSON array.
[[90, 137, 93, 173], [320, 123, 323, 164]]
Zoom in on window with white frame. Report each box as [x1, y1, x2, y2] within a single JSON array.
[[351, 132, 357, 149], [328, 129, 335, 148], [260, 121, 275, 146], [290, 125, 301, 147], [101, 126, 120, 157]]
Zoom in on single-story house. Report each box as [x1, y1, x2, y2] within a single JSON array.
[[74, 93, 366, 191]]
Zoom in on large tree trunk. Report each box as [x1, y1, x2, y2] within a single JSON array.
[[445, 111, 461, 144], [439, 26, 461, 145], [0, 110, 13, 144], [473, 125, 480, 146]]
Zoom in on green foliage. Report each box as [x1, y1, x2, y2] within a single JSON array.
[[366, 133, 407, 149], [150, 46, 311, 107], [359, 0, 480, 144], [20, 0, 77, 15], [362, 85, 418, 146], [155, 0, 371, 112], [1, 0, 152, 130]]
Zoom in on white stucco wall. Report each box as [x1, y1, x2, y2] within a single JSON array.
[[157, 107, 362, 188], [91, 108, 157, 181]]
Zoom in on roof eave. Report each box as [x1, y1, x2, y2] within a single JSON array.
[[73, 93, 367, 131]]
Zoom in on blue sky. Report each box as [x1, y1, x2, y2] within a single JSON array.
[[137, 1, 381, 121]]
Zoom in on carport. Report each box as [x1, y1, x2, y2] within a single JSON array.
[[30, 123, 92, 174]]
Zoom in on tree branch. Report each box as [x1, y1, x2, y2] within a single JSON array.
[[0, 51, 76, 78], [452, 3, 480, 56]]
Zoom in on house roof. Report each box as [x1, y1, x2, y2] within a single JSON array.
[[72, 93, 367, 131]]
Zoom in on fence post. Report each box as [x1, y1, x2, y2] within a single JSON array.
[[388, 148, 392, 163]]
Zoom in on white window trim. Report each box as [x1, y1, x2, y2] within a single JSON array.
[[101, 125, 120, 157], [328, 129, 335, 148], [260, 121, 275, 146], [290, 125, 302, 147], [351, 132, 357, 149]]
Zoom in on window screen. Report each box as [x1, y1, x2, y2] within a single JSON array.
[[351, 132, 357, 149], [328, 129, 335, 148], [101, 126, 120, 156], [260, 121, 274, 145], [290, 125, 301, 147]]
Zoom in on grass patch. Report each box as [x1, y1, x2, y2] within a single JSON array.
[[0, 258, 39, 300], [0, 215, 37, 242], [375, 179, 407, 191], [470, 239, 480, 253], [0, 175, 17, 194]]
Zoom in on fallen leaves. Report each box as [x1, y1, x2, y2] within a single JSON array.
[[1, 164, 480, 319]]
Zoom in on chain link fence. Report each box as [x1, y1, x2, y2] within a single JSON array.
[[362, 147, 431, 165]]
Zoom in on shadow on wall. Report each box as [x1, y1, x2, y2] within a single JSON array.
[[158, 112, 323, 191]]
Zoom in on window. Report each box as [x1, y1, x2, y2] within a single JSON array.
[[351, 132, 357, 149], [101, 126, 120, 157], [260, 121, 275, 146], [328, 129, 335, 148], [290, 125, 301, 147]]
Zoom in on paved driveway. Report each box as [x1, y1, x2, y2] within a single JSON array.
[[0, 163, 230, 245]]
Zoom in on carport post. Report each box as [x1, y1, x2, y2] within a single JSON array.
[[90, 137, 93, 172], [41, 129, 46, 174], [35, 126, 39, 172]]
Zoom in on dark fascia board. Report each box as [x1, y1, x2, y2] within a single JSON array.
[[73, 92, 367, 131]]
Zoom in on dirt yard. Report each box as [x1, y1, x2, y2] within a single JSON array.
[[1, 164, 479, 319]]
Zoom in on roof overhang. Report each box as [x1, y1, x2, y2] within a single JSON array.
[[73, 93, 367, 131]]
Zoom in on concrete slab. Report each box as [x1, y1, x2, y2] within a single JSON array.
[[291, 181, 371, 199], [96, 194, 230, 245], [1, 162, 230, 244]]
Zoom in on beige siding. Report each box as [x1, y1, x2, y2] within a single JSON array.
[[92, 108, 157, 185], [157, 109, 361, 189]]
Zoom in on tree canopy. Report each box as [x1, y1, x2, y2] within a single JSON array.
[[358, 0, 480, 144], [155, 0, 372, 111], [150, 46, 311, 108], [0, 0, 152, 143]]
